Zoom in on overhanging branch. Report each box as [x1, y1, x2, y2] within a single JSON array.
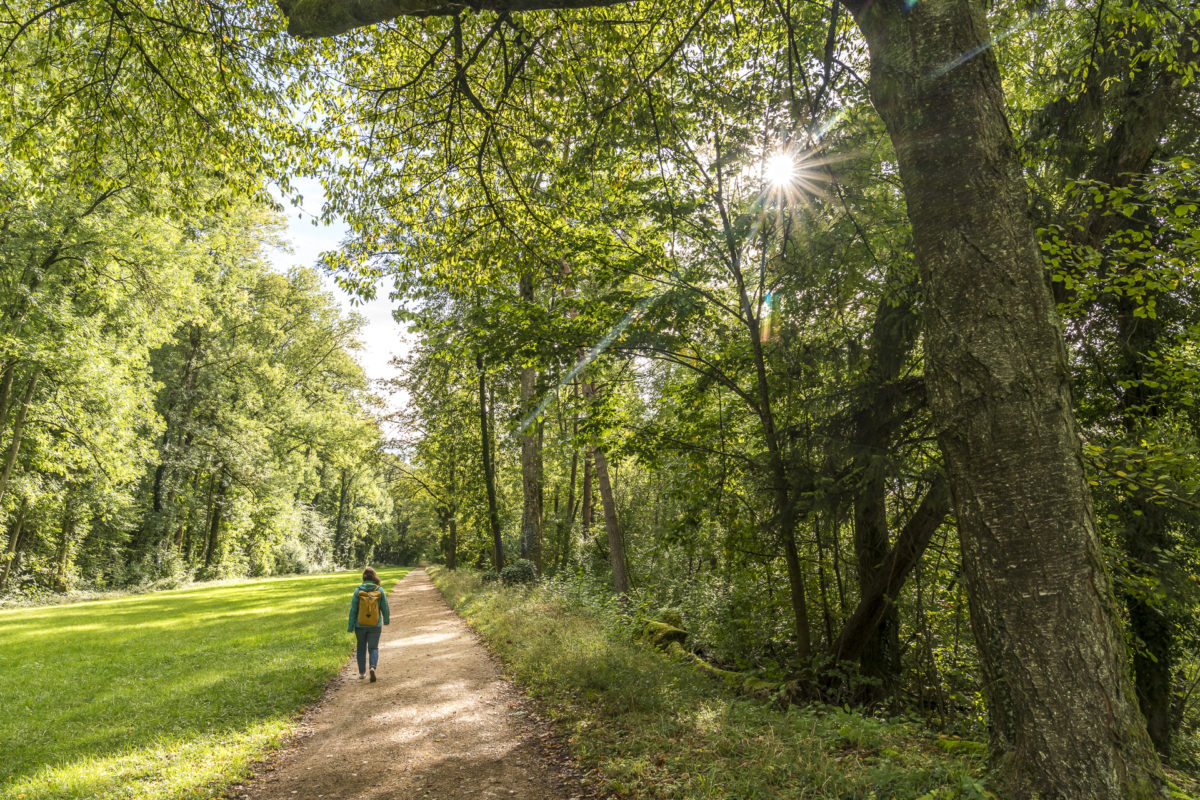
[[278, 0, 637, 38]]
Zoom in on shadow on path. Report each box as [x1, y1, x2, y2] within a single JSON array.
[[243, 569, 590, 800]]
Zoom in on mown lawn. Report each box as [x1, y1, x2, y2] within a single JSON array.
[[0, 568, 407, 800]]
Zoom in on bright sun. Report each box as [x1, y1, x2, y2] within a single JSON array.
[[764, 152, 796, 187]]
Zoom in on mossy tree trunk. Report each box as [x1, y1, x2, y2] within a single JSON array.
[[846, 0, 1164, 794]]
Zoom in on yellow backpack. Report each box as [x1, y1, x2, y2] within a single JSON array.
[[357, 585, 382, 626]]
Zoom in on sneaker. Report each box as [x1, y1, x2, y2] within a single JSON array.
[[369, 667, 377, 683], [358, 672, 366, 680]]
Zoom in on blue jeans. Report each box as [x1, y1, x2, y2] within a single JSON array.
[[355, 626, 382, 673]]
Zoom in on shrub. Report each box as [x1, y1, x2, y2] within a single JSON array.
[[481, 570, 500, 584], [500, 559, 538, 586]]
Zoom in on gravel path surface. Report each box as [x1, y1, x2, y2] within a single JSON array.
[[240, 568, 593, 800]]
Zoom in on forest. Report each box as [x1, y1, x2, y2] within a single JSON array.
[[2, 0, 1198, 798]]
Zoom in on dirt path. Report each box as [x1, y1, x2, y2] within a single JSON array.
[[240, 569, 592, 800]]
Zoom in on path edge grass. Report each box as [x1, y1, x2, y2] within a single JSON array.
[[429, 567, 996, 800]]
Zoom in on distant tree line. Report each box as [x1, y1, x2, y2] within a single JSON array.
[[0, 0, 403, 594]]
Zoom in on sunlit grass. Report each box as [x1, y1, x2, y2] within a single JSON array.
[[431, 567, 992, 799], [0, 568, 407, 800]]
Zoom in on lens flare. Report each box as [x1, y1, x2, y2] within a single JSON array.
[[763, 153, 796, 187]]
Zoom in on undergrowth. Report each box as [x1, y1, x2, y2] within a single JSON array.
[[429, 567, 994, 800]]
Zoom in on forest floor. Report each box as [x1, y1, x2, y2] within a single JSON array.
[[239, 569, 601, 800]]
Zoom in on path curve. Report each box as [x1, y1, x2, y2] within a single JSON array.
[[240, 569, 591, 800]]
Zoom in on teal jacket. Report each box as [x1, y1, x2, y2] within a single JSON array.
[[347, 582, 390, 632]]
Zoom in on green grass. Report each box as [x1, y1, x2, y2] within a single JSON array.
[[430, 567, 993, 800], [0, 568, 408, 800]]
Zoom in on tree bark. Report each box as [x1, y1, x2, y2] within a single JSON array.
[[1033, 14, 1198, 760], [581, 449, 593, 539], [0, 365, 41, 508], [447, 514, 458, 570], [334, 468, 353, 564], [0, 498, 29, 591], [851, 448, 898, 684], [582, 377, 628, 594], [591, 446, 628, 595], [203, 473, 227, 572], [0, 358, 16, 428], [557, 447, 579, 573], [53, 501, 77, 593], [848, 0, 1164, 795], [833, 475, 950, 663], [477, 351, 504, 570], [850, 276, 924, 688], [518, 272, 544, 573]]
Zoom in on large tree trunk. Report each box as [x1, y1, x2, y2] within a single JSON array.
[[848, 0, 1163, 795], [1036, 16, 1197, 759], [582, 378, 628, 594], [477, 351, 504, 570], [581, 449, 593, 539], [557, 447, 579, 573]]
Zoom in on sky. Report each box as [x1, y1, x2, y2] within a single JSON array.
[[266, 177, 411, 420]]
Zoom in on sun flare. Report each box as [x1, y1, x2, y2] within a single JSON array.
[[763, 152, 796, 187]]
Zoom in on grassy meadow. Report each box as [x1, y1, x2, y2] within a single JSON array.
[[0, 568, 408, 800]]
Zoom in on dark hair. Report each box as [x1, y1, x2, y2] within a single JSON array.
[[362, 567, 380, 584]]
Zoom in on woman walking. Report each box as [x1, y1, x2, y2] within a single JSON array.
[[348, 567, 390, 682]]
